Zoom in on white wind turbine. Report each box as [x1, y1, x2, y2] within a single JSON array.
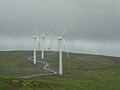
[[32, 36, 38, 64], [57, 28, 69, 75], [40, 32, 46, 59], [48, 33, 54, 51], [32, 25, 39, 64]]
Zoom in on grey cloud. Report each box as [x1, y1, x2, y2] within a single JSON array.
[[0, 0, 120, 56], [0, 0, 119, 40]]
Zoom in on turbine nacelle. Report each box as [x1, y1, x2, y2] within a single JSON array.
[[32, 36, 37, 40]]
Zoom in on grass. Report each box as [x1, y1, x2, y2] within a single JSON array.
[[0, 51, 45, 78], [0, 51, 120, 90]]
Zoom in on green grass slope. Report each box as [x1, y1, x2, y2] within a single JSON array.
[[0, 51, 120, 90], [0, 51, 45, 78]]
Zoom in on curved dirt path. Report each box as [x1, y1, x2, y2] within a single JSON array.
[[20, 56, 57, 79]]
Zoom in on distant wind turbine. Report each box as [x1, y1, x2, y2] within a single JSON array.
[[57, 28, 69, 75], [48, 33, 54, 51], [40, 32, 46, 59], [32, 25, 39, 64], [32, 36, 37, 64]]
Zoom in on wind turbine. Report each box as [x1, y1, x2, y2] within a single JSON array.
[[32, 36, 37, 64], [48, 33, 54, 51], [32, 25, 39, 64], [57, 28, 69, 75], [40, 32, 46, 59]]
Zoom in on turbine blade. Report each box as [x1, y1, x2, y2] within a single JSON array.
[[35, 24, 39, 43], [63, 39, 70, 60]]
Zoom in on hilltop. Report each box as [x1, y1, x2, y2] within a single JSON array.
[[0, 51, 120, 90]]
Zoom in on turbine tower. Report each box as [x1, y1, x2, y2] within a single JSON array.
[[32, 36, 37, 64], [38, 37, 40, 51], [40, 32, 45, 59], [48, 33, 53, 51], [57, 28, 69, 75], [50, 34, 53, 51]]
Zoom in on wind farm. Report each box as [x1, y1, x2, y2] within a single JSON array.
[[31, 28, 70, 76], [0, 0, 120, 90], [0, 19, 120, 90], [0, 25, 120, 90], [0, 28, 120, 90]]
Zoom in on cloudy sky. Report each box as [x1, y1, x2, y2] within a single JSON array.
[[0, 0, 120, 57]]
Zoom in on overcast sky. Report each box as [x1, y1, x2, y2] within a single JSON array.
[[0, 0, 120, 57]]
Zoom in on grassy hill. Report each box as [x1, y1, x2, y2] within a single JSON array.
[[0, 51, 45, 78], [0, 51, 120, 90]]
